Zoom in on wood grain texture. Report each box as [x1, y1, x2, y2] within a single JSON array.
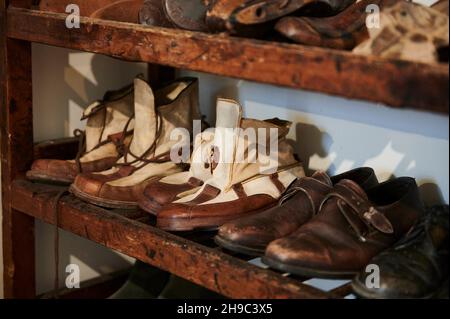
[[11, 179, 331, 299], [6, 7, 449, 113], [1, 0, 36, 299]]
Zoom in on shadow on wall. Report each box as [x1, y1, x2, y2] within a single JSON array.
[[292, 121, 447, 206], [33, 44, 147, 294], [33, 45, 147, 141]]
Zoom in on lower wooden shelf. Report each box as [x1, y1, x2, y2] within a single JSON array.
[[11, 179, 353, 299]]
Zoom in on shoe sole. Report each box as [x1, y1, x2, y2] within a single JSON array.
[[26, 170, 74, 185], [351, 277, 437, 299], [262, 256, 357, 279], [157, 202, 277, 232], [69, 184, 138, 209], [214, 235, 265, 257]]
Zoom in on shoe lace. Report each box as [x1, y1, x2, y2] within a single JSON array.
[[116, 111, 169, 170], [73, 106, 134, 174]]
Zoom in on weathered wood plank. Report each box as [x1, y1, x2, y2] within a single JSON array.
[[1, 0, 36, 299], [11, 179, 330, 299], [6, 7, 449, 113]]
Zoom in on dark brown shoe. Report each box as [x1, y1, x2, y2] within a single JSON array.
[[70, 77, 201, 209], [206, 0, 356, 34], [139, 0, 176, 27], [352, 205, 449, 299], [164, 0, 210, 31], [215, 167, 378, 256], [275, 0, 379, 49], [263, 177, 424, 278]]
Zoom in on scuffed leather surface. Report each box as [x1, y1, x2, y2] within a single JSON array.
[[265, 177, 424, 273], [353, 205, 449, 298]]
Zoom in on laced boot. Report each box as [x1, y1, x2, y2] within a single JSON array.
[[156, 98, 305, 231], [27, 82, 135, 185], [70, 77, 201, 209]]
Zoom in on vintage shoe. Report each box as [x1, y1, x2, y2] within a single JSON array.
[[27, 82, 135, 185], [140, 0, 210, 30], [263, 177, 424, 278], [353, 1, 449, 64], [138, 98, 293, 215], [163, 0, 210, 31], [139, 0, 176, 27], [156, 99, 305, 231], [206, 0, 356, 34], [70, 77, 202, 209], [275, 0, 396, 50], [215, 167, 378, 256], [352, 205, 449, 299]]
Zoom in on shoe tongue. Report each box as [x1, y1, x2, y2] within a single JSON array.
[[215, 98, 242, 128], [311, 171, 332, 187], [337, 179, 368, 200], [207, 99, 243, 190], [128, 78, 156, 157]]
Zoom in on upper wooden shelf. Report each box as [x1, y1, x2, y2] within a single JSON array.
[[6, 6, 449, 114]]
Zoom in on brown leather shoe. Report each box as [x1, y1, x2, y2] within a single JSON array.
[[138, 99, 296, 216], [70, 77, 202, 209], [156, 99, 304, 231], [263, 177, 424, 278], [163, 0, 210, 31], [206, 0, 356, 34], [275, 0, 391, 50], [27, 82, 135, 185], [139, 0, 176, 27], [215, 167, 378, 256]]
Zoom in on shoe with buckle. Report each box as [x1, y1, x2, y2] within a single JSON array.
[[263, 177, 424, 278], [215, 167, 378, 256]]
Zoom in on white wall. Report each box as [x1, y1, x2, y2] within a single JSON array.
[[1, 44, 448, 298]]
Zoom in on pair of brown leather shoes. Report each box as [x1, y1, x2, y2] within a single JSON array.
[[138, 98, 305, 231], [28, 76, 203, 210], [216, 169, 424, 278]]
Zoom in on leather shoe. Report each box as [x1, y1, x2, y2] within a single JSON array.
[[263, 177, 424, 278], [215, 167, 378, 256], [352, 204, 449, 299]]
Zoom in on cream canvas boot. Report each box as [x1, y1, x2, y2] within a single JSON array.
[[157, 98, 305, 231], [26, 82, 135, 184], [70, 77, 202, 209]]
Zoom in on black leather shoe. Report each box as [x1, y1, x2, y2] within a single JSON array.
[[352, 205, 449, 299]]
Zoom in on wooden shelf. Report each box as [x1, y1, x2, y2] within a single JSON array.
[[11, 178, 354, 299], [6, 6, 449, 114]]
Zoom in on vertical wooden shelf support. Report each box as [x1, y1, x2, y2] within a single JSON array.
[[1, 0, 35, 298]]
